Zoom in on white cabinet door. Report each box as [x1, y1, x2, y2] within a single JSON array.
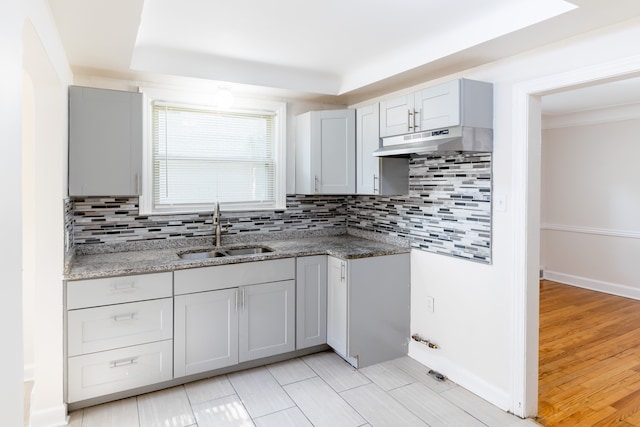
[[318, 109, 356, 194], [239, 280, 295, 362], [68, 86, 142, 196], [414, 79, 460, 131], [296, 256, 327, 349], [326, 256, 348, 359], [295, 109, 355, 194], [174, 288, 239, 377], [356, 104, 380, 194], [379, 94, 414, 137], [357, 104, 409, 195]]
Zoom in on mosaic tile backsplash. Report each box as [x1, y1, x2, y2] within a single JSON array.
[[73, 195, 347, 246], [69, 153, 491, 263], [348, 153, 492, 262]]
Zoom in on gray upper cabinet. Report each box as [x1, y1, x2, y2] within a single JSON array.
[[356, 103, 408, 195], [380, 78, 493, 138], [68, 86, 143, 196], [379, 94, 414, 138], [295, 109, 356, 194]]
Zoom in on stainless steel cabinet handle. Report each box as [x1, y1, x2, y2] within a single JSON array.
[[340, 262, 346, 281], [314, 176, 319, 193], [112, 282, 135, 291], [110, 357, 137, 368], [373, 174, 379, 193], [413, 108, 419, 130], [408, 109, 413, 131], [113, 313, 136, 322]]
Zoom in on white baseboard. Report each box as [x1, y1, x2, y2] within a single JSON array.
[[24, 363, 35, 382], [544, 270, 640, 300], [408, 342, 511, 412], [28, 403, 68, 427]]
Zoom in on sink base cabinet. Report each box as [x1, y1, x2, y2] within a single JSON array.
[[327, 253, 410, 368], [173, 259, 296, 378], [240, 280, 295, 361], [174, 288, 239, 377]]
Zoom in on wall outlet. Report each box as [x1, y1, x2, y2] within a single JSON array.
[[426, 296, 434, 313]]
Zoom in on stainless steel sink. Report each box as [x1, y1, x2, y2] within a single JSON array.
[[178, 246, 273, 259], [177, 250, 228, 260], [224, 246, 273, 256]]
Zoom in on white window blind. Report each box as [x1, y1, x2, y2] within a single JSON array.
[[150, 103, 282, 212]]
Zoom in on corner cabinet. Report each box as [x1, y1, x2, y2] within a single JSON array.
[[356, 104, 408, 195], [68, 86, 143, 196], [327, 253, 410, 368], [295, 109, 356, 194], [173, 258, 296, 377], [380, 78, 493, 138]]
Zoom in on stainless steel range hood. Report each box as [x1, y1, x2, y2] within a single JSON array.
[[373, 126, 493, 157]]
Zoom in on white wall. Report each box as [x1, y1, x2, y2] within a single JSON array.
[[351, 17, 640, 415], [0, 1, 71, 427], [0, 4, 27, 427], [23, 72, 36, 383], [541, 112, 640, 297]]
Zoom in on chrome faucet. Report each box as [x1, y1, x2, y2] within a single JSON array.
[[213, 202, 229, 247]]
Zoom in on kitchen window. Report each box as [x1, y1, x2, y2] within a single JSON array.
[[140, 88, 286, 214]]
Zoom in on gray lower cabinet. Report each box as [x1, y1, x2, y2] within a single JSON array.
[[296, 256, 328, 349], [65, 272, 174, 403], [173, 258, 296, 378], [327, 253, 410, 368], [68, 86, 143, 196], [173, 288, 239, 377], [239, 280, 295, 361]]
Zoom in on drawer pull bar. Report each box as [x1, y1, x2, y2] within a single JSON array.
[[113, 313, 136, 322], [112, 282, 135, 291], [110, 357, 137, 368]]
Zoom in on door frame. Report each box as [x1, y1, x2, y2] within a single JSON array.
[[510, 54, 640, 417]]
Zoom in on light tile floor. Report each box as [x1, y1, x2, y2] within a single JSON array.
[[66, 351, 540, 427]]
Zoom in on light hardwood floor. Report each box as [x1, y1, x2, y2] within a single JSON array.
[[538, 280, 640, 426], [59, 351, 536, 427]]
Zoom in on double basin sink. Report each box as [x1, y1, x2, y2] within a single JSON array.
[[177, 245, 274, 260]]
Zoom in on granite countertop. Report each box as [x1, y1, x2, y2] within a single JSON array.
[[66, 234, 410, 280]]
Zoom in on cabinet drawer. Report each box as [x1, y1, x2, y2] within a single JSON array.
[[67, 340, 173, 403], [67, 272, 172, 309], [174, 258, 295, 295], [68, 298, 173, 357]]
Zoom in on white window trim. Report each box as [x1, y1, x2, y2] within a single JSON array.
[[139, 86, 286, 215]]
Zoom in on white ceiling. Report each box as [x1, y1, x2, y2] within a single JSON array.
[[49, 0, 640, 107]]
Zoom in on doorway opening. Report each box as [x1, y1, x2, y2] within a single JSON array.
[[511, 55, 640, 419]]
